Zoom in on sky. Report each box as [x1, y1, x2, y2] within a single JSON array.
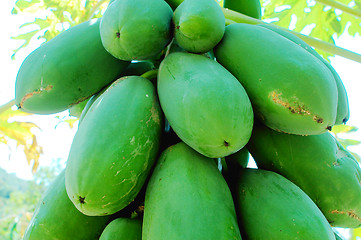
[[0, 0, 360, 181]]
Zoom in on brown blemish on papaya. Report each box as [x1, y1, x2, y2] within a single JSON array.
[[270, 91, 311, 115], [330, 210, 361, 222], [223, 140, 230, 147], [148, 102, 160, 126], [116, 32, 120, 38], [20, 85, 53, 108], [327, 126, 332, 131], [313, 115, 323, 124], [270, 91, 325, 124]]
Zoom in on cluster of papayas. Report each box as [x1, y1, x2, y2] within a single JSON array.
[[16, 0, 358, 239]]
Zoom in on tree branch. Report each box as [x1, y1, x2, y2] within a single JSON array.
[[315, 0, 361, 19], [0, 99, 15, 114], [222, 8, 361, 64]]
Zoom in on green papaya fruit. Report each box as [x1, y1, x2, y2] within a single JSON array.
[[259, 24, 349, 125], [214, 23, 338, 135], [100, 0, 173, 61], [231, 168, 335, 240], [143, 142, 242, 240], [247, 122, 361, 228], [65, 76, 162, 216], [99, 218, 142, 240], [15, 19, 129, 114], [223, 0, 262, 19], [173, 0, 225, 53], [23, 170, 110, 240], [158, 52, 253, 158]]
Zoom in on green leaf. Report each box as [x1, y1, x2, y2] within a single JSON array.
[[20, 18, 51, 30], [11, 30, 41, 60], [337, 138, 361, 147], [332, 124, 359, 134]]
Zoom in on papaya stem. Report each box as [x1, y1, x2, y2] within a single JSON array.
[[217, 157, 222, 172], [315, 0, 361, 19], [225, 18, 237, 26], [140, 69, 159, 80], [222, 8, 361, 64], [0, 99, 15, 114]]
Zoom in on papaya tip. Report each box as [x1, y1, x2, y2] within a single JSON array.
[[79, 196, 86, 204]]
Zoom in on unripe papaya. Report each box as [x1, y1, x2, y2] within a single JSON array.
[[223, 0, 262, 19], [100, 0, 173, 61], [157, 52, 253, 158], [99, 218, 142, 240], [259, 24, 349, 125], [247, 122, 361, 228], [66, 76, 162, 216], [15, 19, 129, 114], [173, 0, 225, 53], [231, 168, 335, 240], [143, 142, 242, 240], [23, 170, 110, 240], [214, 23, 338, 135]]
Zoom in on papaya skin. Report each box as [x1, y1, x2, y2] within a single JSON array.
[[231, 168, 335, 240], [258, 24, 349, 125], [99, 218, 142, 240], [23, 170, 110, 240], [100, 0, 173, 61], [65, 76, 162, 216], [247, 122, 361, 228], [173, 0, 225, 53], [157, 52, 254, 158], [143, 142, 242, 240], [15, 19, 129, 114], [223, 0, 262, 19], [214, 23, 338, 135]]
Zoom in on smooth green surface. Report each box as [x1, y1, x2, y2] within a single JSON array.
[[99, 218, 142, 240], [143, 142, 242, 240], [214, 23, 338, 135], [23, 170, 110, 240], [100, 0, 173, 60], [232, 168, 335, 240], [15, 19, 129, 114], [224, 0, 262, 19], [259, 24, 349, 125], [65, 76, 162, 216], [247, 123, 361, 228], [157, 52, 254, 158], [173, 0, 225, 53]]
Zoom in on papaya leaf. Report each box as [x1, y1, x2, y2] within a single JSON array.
[[11, 0, 111, 58], [350, 226, 361, 239], [11, 30, 42, 60], [332, 124, 359, 134], [0, 108, 42, 172], [337, 138, 361, 147]]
